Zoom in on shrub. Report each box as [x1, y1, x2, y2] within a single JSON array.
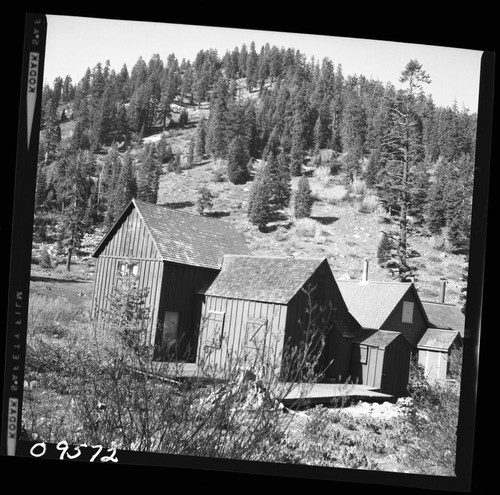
[[313, 166, 331, 184], [294, 218, 319, 238], [39, 248, 52, 269], [361, 194, 380, 213]]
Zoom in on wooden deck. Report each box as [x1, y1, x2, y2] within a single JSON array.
[[143, 362, 394, 406], [280, 382, 394, 407]]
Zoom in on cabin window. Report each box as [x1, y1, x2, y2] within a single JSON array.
[[402, 301, 414, 324], [204, 311, 225, 349], [118, 260, 139, 279], [244, 318, 268, 351]]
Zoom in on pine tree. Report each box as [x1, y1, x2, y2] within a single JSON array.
[[376, 60, 430, 280], [247, 175, 273, 231], [113, 150, 137, 217], [197, 186, 214, 215], [58, 151, 93, 271], [227, 135, 250, 184], [377, 231, 394, 265], [137, 146, 161, 203], [294, 176, 314, 219], [196, 116, 208, 159], [206, 79, 231, 160], [445, 153, 474, 253], [35, 164, 47, 209]]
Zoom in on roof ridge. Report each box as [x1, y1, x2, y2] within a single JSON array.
[[223, 254, 326, 261], [135, 198, 234, 225], [337, 279, 411, 285]]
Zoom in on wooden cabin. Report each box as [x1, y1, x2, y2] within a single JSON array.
[[336, 279, 429, 350], [351, 329, 412, 397], [90, 199, 250, 361], [197, 255, 356, 382]]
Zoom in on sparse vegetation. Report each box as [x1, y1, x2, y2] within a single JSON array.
[[24, 39, 473, 474]]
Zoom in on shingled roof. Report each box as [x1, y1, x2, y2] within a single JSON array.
[[93, 199, 250, 269], [353, 328, 406, 348], [205, 255, 328, 303], [418, 328, 461, 351], [336, 279, 423, 329], [422, 301, 465, 336]]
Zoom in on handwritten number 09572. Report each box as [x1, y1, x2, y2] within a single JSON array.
[[30, 441, 118, 463]]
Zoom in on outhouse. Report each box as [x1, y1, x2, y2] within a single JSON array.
[[417, 328, 462, 383], [351, 329, 412, 397]]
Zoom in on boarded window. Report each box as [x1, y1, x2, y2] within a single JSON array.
[[402, 301, 414, 324], [244, 318, 268, 350], [204, 311, 225, 349], [358, 345, 368, 364]]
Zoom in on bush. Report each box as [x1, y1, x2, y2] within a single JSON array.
[[39, 249, 52, 269], [294, 218, 319, 238]]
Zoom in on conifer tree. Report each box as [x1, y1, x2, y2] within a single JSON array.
[[247, 175, 272, 231], [197, 186, 214, 215], [196, 116, 208, 159], [376, 60, 430, 280], [113, 150, 137, 217], [294, 176, 314, 219], [227, 135, 250, 184], [58, 151, 93, 271], [137, 145, 161, 203]]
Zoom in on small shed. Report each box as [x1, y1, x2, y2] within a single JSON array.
[[90, 199, 250, 361], [417, 328, 463, 383], [337, 279, 429, 349], [351, 329, 412, 397], [197, 255, 355, 382]]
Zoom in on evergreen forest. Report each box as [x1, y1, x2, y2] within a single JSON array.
[[34, 42, 477, 282]]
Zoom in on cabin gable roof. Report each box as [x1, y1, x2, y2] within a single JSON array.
[[421, 301, 465, 336], [353, 328, 409, 349], [337, 279, 428, 329], [93, 199, 250, 269], [204, 255, 330, 304]]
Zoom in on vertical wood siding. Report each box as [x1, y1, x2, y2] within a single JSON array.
[[351, 336, 411, 397], [198, 295, 287, 379], [286, 261, 352, 382], [384, 290, 428, 348], [90, 208, 164, 344], [156, 263, 218, 362], [382, 337, 411, 396], [418, 349, 448, 383]]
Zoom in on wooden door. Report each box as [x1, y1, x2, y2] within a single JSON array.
[[161, 311, 180, 360]]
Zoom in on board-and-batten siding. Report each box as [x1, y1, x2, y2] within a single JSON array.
[[383, 291, 428, 348], [90, 208, 164, 345], [198, 296, 287, 378], [158, 263, 218, 361]]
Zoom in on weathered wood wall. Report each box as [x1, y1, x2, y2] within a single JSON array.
[[351, 335, 411, 397], [156, 263, 218, 362], [90, 207, 164, 345], [383, 291, 428, 348], [197, 295, 288, 379], [285, 261, 352, 382]]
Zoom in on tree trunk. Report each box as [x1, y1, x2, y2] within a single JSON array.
[[66, 246, 73, 272]]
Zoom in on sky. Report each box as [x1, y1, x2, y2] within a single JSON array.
[[43, 14, 483, 112]]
